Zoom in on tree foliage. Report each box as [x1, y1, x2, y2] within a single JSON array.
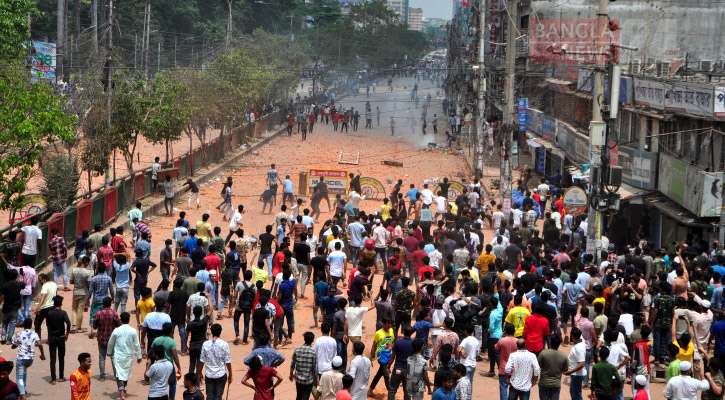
[[40, 153, 80, 214], [144, 71, 194, 163], [0, 0, 75, 211]]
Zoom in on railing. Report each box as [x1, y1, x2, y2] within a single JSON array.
[[0, 111, 284, 279]]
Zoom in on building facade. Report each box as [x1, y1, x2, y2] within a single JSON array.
[[407, 7, 423, 31]]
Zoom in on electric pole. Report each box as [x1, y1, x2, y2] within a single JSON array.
[[57, 0, 66, 83], [501, 0, 518, 218], [92, 0, 98, 52], [105, 0, 113, 186], [475, 0, 486, 178], [586, 0, 609, 263]]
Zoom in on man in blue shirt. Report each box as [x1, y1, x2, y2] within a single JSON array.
[[282, 175, 295, 209], [226, 241, 241, 285], [405, 184, 420, 213], [134, 231, 151, 260], [346, 216, 365, 269], [712, 256, 725, 280], [432, 368, 456, 400]]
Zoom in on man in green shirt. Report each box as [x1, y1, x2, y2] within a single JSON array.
[[591, 347, 622, 398], [151, 322, 183, 399], [666, 344, 681, 383], [537, 335, 569, 400]]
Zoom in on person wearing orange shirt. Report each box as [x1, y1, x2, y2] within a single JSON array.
[[70, 352, 92, 400]]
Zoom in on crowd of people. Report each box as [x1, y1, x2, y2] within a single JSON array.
[[2, 129, 725, 400]]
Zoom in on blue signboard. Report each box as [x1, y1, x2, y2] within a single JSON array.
[[518, 98, 528, 131], [537, 146, 546, 174]]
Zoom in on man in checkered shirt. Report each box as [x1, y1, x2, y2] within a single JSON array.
[[48, 228, 69, 291]]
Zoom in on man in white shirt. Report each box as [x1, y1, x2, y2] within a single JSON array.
[[20, 216, 42, 267], [663, 361, 709, 400], [504, 339, 540, 399], [347, 341, 371, 400], [457, 325, 479, 391], [434, 195, 447, 222], [372, 222, 390, 270], [199, 323, 233, 398], [344, 295, 368, 343], [306, 227, 319, 255], [511, 204, 523, 228], [301, 209, 315, 230], [326, 242, 347, 287], [347, 190, 366, 215], [551, 210, 562, 230], [314, 322, 338, 375], [420, 184, 434, 207], [492, 204, 505, 230], [226, 205, 244, 244], [565, 327, 587, 400]]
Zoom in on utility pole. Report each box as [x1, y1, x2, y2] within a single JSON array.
[[57, 0, 66, 83], [586, 0, 609, 263], [475, 0, 486, 178], [144, 1, 151, 79], [105, 0, 113, 186], [226, 0, 233, 51], [92, 0, 98, 52], [501, 0, 518, 218], [134, 34, 137, 70], [174, 36, 177, 67]]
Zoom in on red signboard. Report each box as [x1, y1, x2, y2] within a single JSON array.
[[530, 19, 620, 64], [308, 169, 348, 195]]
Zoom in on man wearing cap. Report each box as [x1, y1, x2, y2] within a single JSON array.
[[317, 356, 344, 400], [633, 375, 649, 400], [693, 300, 714, 353], [663, 360, 709, 400]]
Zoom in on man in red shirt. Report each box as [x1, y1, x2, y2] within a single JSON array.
[[411, 242, 428, 282], [272, 244, 288, 277], [402, 231, 419, 283], [522, 302, 550, 356], [286, 112, 294, 136], [308, 112, 316, 133]]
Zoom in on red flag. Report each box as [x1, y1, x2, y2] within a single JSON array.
[[463, 0, 469, 5]]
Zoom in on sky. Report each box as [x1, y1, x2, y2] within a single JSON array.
[[409, 0, 453, 20]]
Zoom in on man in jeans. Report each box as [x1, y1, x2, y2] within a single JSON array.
[[504, 339, 540, 400], [233, 270, 256, 345], [387, 326, 415, 400], [294, 232, 312, 298], [91, 296, 121, 381], [199, 324, 232, 400], [0, 269, 25, 343], [46, 295, 71, 384], [48, 228, 70, 291], [69, 256, 92, 333], [160, 174, 177, 217], [87, 263, 114, 338], [166, 278, 189, 354], [564, 327, 587, 400], [290, 331, 318, 400]]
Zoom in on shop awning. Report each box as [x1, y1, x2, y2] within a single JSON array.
[[527, 139, 543, 148], [646, 197, 714, 228], [618, 183, 652, 202]]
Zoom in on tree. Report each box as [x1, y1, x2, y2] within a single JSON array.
[[110, 73, 152, 199], [40, 154, 80, 214], [0, 0, 76, 211], [144, 71, 193, 164]]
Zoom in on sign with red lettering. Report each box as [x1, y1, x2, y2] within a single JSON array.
[[562, 187, 588, 216], [308, 169, 348, 195], [530, 19, 620, 64]]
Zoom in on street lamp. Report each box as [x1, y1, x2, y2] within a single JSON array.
[[175, 36, 194, 67]]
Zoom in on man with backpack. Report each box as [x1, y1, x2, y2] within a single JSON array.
[[233, 270, 257, 345]]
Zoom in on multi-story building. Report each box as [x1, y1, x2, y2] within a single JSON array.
[[407, 7, 423, 31], [385, 0, 409, 23], [448, 0, 725, 249]]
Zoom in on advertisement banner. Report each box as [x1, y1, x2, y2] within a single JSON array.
[[702, 173, 724, 217], [716, 87, 725, 118], [658, 153, 687, 209], [308, 169, 348, 195], [562, 187, 588, 216], [530, 19, 620, 64], [435, 181, 466, 202], [633, 78, 665, 110], [664, 82, 714, 117], [30, 41, 56, 82], [358, 177, 387, 200]]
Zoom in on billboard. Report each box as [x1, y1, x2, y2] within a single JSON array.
[[308, 169, 348, 195], [530, 19, 620, 64], [30, 41, 56, 82]]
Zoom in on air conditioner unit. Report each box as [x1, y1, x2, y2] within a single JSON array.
[[606, 166, 623, 186], [657, 61, 671, 77], [630, 59, 642, 75], [700, 60, 714, 72]]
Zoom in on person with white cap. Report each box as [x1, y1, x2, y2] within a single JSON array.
[[632, 375, 649, 400], [663, 360, 709, 400], [316, 356, 344, 400], [693, 300, 714, 354]]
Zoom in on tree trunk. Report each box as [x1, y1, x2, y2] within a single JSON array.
[[165, 139, 169, 165], [88, 170, 92, 194], [74, 0, 80, 40]]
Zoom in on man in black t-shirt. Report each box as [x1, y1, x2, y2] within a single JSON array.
[[131, 248, 157, 305], [258, 225, 277, 277], [310, 246, 329, 281], [1, 269, 26, 343], [166, 279, 189, 354], [252, 295, 274, 348], [185, 305, 210, 375], [294, 233, 312, 298]]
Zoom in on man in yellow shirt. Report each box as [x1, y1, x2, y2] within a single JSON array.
[[476, 245, 496, 275], [504, 295, 531, 337], [70, 352, 92, 400], [251, 260, 270, 284], [195, 213, 212, 249]]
